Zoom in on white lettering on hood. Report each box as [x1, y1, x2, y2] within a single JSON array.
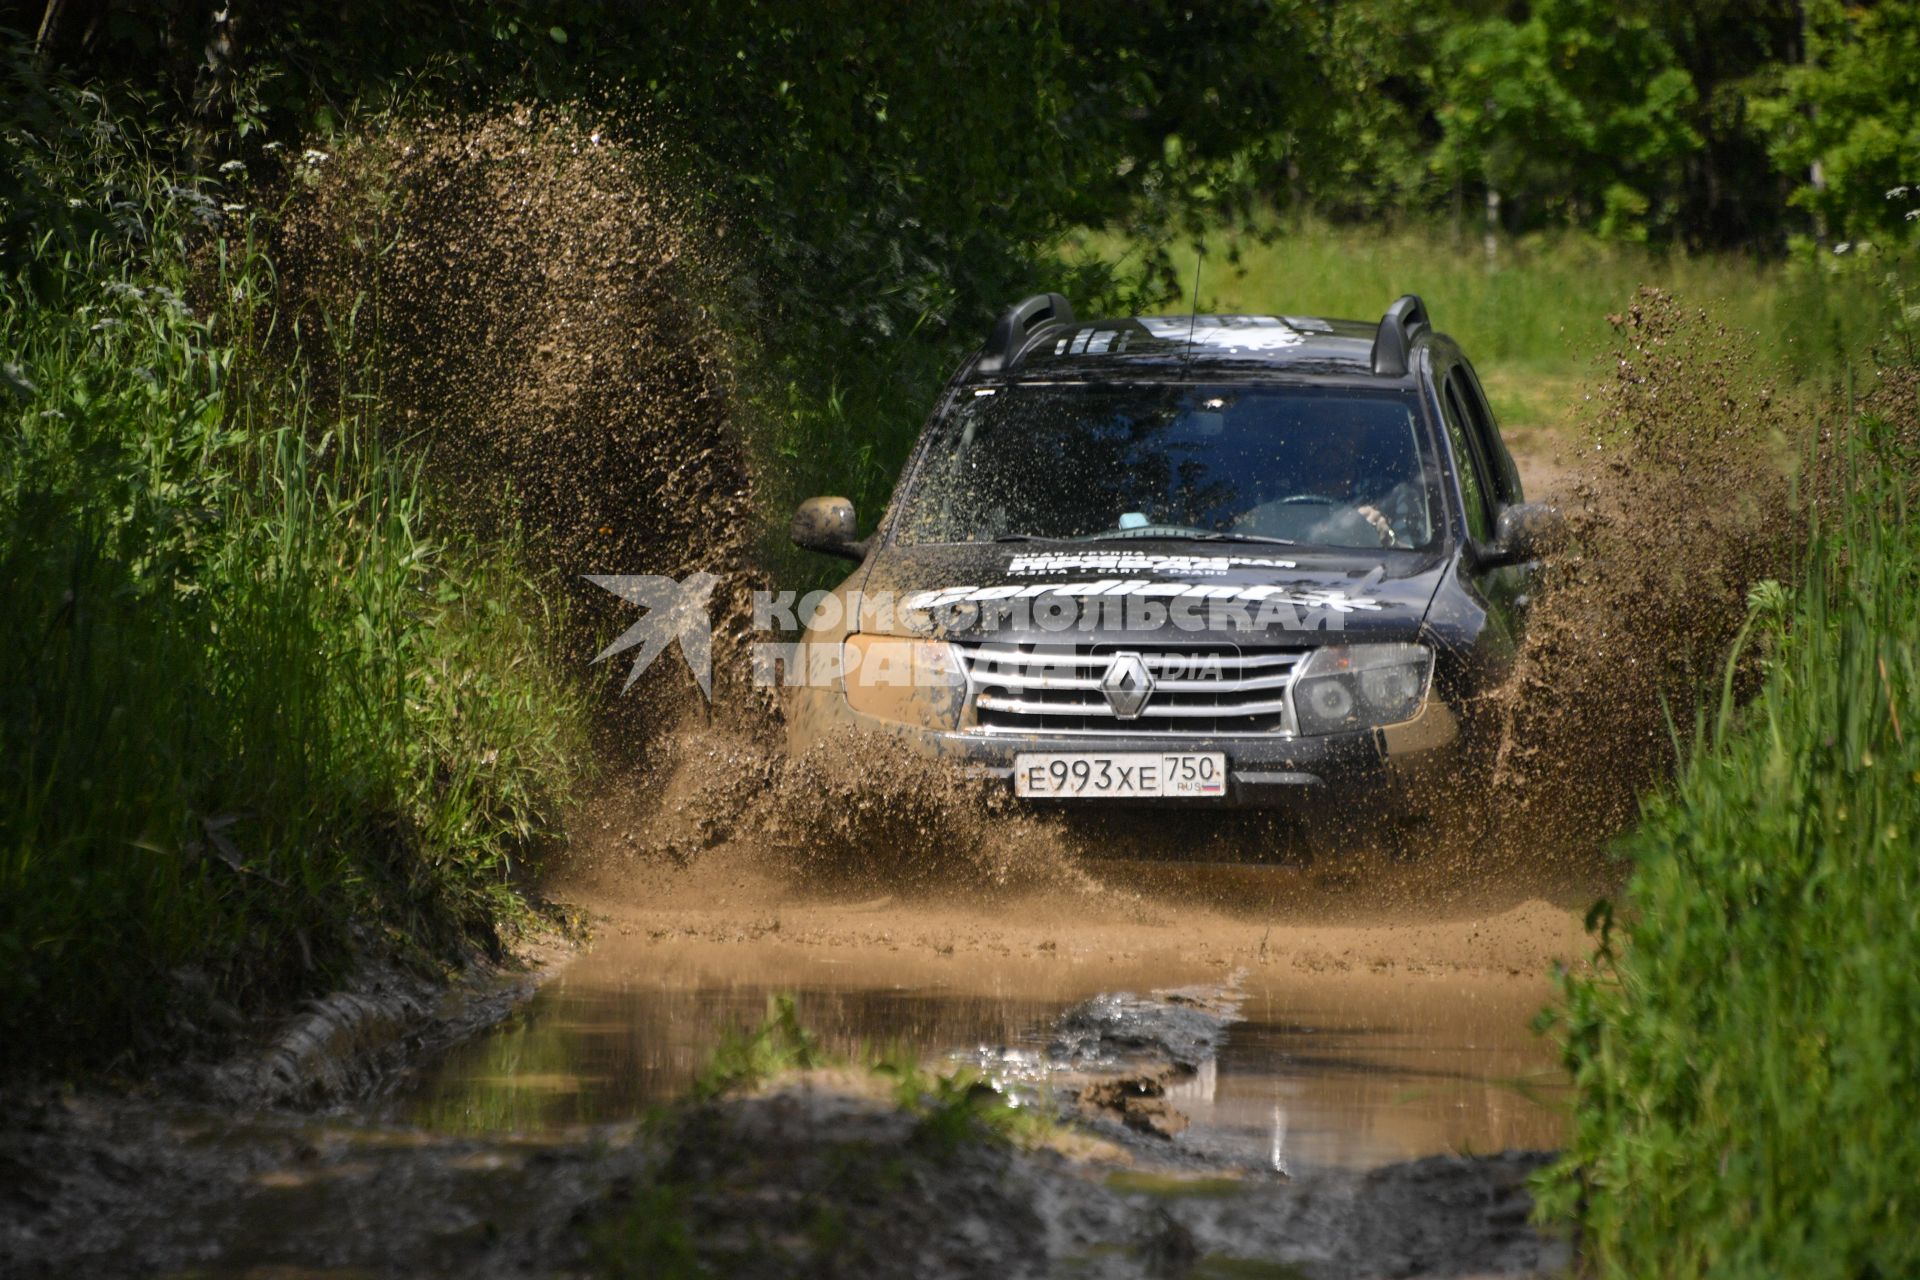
[[901, 580, 1383, 612], [1004, 552, 1296, 577]]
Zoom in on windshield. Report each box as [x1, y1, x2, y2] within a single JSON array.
[[893, 383, 1436, 550]]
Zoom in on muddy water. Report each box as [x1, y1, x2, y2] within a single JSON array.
[[3, 855, 1592, 1278], [402, 929, 1568, 1174], [1158, 976, 1566, 1171]]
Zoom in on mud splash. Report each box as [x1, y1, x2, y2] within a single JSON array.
[[761, 732, 1100, 891], [1479, 287, 1804, 853], [277, 118, 1802, 885], [554, 295, 1804, 911], [275, 109, 767, 743]]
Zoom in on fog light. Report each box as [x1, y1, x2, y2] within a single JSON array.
[[841, 634, 966, 728]]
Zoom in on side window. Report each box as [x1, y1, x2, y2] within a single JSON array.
[[1456, 364, 1523, 504], [1439, 375, 1494, 542]]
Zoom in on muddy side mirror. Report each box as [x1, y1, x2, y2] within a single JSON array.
[[790, 496, 867, 562], [1480, 502, 1566, 567]]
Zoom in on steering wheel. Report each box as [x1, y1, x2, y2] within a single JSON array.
[[1271, 493, 1397, 547]]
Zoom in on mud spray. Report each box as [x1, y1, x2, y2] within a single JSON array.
[[0, 112, 1829, 1280], [275, 108, 767, 755], [276, 116, 1804, 917], [1486, 288, 1801, 858]]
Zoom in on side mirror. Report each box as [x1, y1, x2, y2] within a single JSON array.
[[790, 496, 868, 563], [1481, 502, 1566, 567]]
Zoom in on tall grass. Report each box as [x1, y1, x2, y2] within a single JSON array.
[[1535, 401, 1920, 1276], [1066, 217, 1885, 430], [0, 61, 586, 1069]]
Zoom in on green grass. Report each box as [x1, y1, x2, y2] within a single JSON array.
[[689, 994, 1060, 1149], [1534, 401, 1920, 1276], [1065, 216, 1885, 432], [0, 66, 587, 1071]]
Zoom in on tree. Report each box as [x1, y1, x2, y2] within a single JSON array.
[[1752, 0, 1920, 240], [1431, 0, 1701, 240]]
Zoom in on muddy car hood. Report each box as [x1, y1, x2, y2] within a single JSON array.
[[853, 542, 1448, 645]]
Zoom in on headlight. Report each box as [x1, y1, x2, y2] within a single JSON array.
[[840, 634, 967, 727], [1292, 643, 1432, 734]]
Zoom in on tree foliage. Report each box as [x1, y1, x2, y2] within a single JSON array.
[[17, 0, 1919, 297], [1752, 0, 1920, 239], [1432, 0, 1702, 239]]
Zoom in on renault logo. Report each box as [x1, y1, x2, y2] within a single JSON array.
[[1100, 651, 1155, 719]]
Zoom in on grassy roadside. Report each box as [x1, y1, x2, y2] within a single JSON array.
[[1534, 367, 1920, 1273], [0, 61, 587, 1072], [1065, 216, 1884, 434]]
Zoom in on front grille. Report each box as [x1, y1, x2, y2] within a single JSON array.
[[953, 640, 1304, 736]]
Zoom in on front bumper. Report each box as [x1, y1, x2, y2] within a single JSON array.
[[793, 687, 1461, 810]]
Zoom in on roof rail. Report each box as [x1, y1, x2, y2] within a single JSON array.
[[978, 292, 1075, 373], [1370, 294, 1430, 377]]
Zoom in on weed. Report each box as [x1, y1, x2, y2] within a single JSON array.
[[592, 1182, 708, 1280], [689, 994, 825, 1101], [600, 999, 1066, 1278]]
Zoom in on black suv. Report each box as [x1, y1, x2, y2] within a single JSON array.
[[784, 294, 1558, 833]]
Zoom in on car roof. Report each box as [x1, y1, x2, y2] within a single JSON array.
[[1003, 313, 1400, 381], [968, 295, 1449, 386]]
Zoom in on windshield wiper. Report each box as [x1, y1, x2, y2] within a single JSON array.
[[1189, 531, 1297, 546], [992, 533, 1053, 543]]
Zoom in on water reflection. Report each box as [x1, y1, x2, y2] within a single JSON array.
[[403, 937, 1567, 1171], [1176, 984, 1569, 1169]]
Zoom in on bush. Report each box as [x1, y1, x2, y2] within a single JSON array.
[[1536, 405, 1920, 1276]]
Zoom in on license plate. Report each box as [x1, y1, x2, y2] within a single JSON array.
[[1013, 752, 1227, 799]]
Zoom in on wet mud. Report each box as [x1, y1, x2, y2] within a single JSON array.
[[630, 1066, 1565, 1279], [1, 964, 1571, 1279]]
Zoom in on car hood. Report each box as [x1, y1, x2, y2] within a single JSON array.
[[855, 542, 1447, 646]]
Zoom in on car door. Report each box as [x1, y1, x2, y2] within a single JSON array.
[[1435, 366, 1526, 664], [1453, 362, 1541, 633]]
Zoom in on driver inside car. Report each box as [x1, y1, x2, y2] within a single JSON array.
[[1231, 414, 1427, 548]]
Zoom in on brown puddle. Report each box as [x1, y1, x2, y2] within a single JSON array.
[[5, 862, 1590, 1278], [1155, 975, 1568, 1171], [399, 930, 1569, 1173]]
